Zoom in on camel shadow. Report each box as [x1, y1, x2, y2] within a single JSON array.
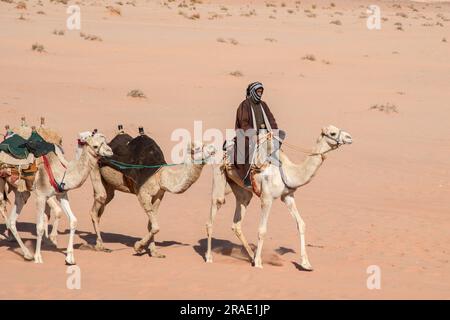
[[0, 222, 187, 254], [194, 238, 255, 263]]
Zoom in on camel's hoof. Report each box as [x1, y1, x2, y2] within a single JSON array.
[[253, 260, 263, 269], [34, 255, 43, 264], [49, 236, 58, 247], [65, 259, 76, 266], [133, 241, 146, 254], [150, 251, 166, 258], [299, 261, 313, 271], [65, 253, 76, 265], [205, 256, 213, 263], [95, 243, 112, 253], [24, 252, 34, 261]]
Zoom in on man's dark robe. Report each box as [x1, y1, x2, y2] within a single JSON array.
[[234, 98, 278, 181]]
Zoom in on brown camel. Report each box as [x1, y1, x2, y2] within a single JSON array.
[[86, 127, 215, 257]]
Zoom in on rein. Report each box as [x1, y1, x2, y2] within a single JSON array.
[[42, 155, 66, 193]]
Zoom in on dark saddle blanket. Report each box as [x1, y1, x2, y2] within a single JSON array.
[[99, 133, 166, 192], [0, 131, 55, 160]]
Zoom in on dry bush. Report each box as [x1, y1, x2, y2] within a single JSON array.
[[302, 54, 316, 61], [442, 37, 447, 43], [189, 13, 200, 20], [228, 38, 238, 45], [106, 6, 121, 16], [1, 0, 13, 3], [80, 32, 103, 41], [229, 71, 243, 77], [32, 43, 45, 53], [50, 0, 68, 4], [265, 37, 277, 42], [37, 10, 45, 15], [16, 1, 26, 9], [330, 19, 342, 25], [322, 59, 331, 65], [396, 12, 408, 18], [53, 29, 65, 36], [369, 103, 398, 114], [127, 89, 146, 98]]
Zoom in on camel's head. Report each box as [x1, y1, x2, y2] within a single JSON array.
[[321, 125, 353, 147], [187, 141, 217, 163], [78, 131, 113, 159]]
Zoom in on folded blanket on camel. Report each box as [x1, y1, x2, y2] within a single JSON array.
[[99, 133, 166, 193], [0, 131, 55, 160]]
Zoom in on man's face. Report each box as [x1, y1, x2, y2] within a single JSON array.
[[256, 88, 264, 96]]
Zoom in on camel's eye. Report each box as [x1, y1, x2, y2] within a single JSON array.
[[330, 132, 336, 136], [94, 145, 98, 149]]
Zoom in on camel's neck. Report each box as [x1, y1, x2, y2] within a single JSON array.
[[282, 137, 331, 188], [160, 160, 204, 194], [52, 146, 97, 190]]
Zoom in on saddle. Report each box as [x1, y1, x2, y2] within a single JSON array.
[[222, 139, 270, 197], [0, 131, 55, 192], [99, 132, 166, 194]]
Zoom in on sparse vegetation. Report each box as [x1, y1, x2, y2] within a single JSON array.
[[80, 32, 103, 42], [127, 89, 146, 98], [265, 38, 277, 42], [32, 43, 45, 53], [330, 19, 342, 25], [52, 29, 65, 36], [302, 54, 316, 61], [369, 103, 398, 114], [16, 1, 26, 9], [106, 6, 121, 16], [50, 0, 68, 4], [229, 70, 243, 77]]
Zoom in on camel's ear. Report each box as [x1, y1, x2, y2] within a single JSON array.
[[321, 126, 329, 135]]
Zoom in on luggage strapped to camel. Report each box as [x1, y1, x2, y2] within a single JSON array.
[[0, 130, 65, 193]]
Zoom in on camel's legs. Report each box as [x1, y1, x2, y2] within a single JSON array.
[[206, 165, 228, 263], [7, 191, 33, 260], [46, 196, 62, 246], [89, 179, 114, 251], [135, 191, 165, 258], [229, 182, 254, 262], [253, 191, 273, 269], [0, 182, 9, 240], [282, 194, 313, 271], [34, 196, 46, 264], [59, 193, 77, 265]]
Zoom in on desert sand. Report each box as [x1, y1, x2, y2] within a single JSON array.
[[0, 0, 449, 299]]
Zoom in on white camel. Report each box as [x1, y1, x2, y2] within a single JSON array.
[[0, 132, 113, 264], [205, 125, 352, 270]]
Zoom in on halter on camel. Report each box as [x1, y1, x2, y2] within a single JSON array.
[[223, 129, 346, 196]]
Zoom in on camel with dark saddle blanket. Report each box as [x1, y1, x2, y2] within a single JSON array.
[[99, 133, 166, 194]]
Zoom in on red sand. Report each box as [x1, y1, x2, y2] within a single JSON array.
[[0, 0, 449, 299]]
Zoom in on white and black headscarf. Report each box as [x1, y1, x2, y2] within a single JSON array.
[[246, 82, 264, 103]]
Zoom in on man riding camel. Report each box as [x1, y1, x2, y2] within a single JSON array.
[[234, 82, 282, 187]]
